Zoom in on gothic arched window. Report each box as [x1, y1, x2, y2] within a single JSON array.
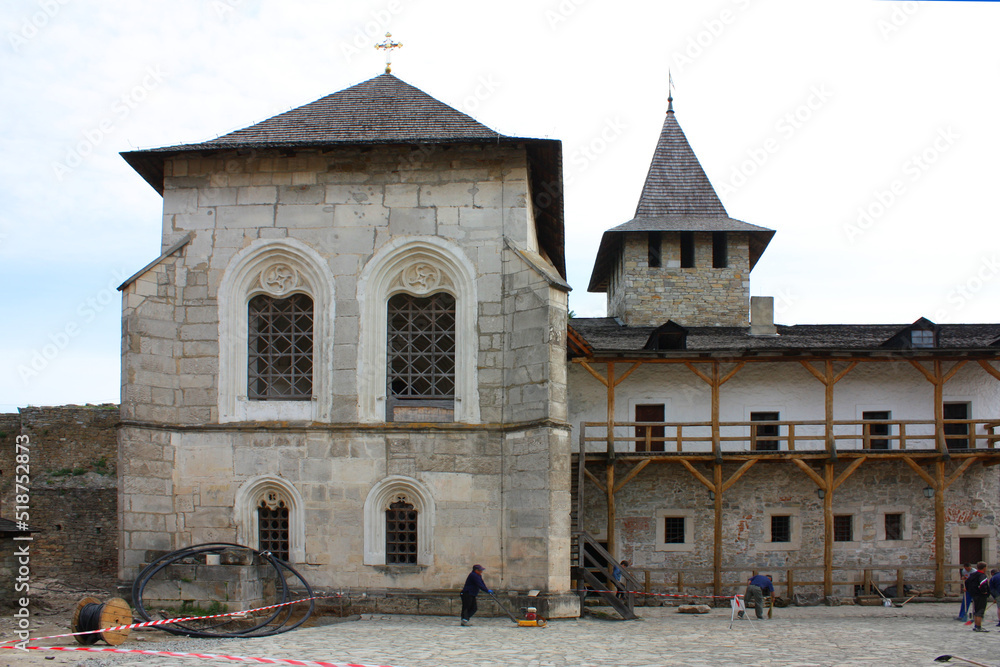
[[217, 239, 335, 423], [385, 494, 418, 565], [357, 238, 480, 424], [257, 490, 290, 561]]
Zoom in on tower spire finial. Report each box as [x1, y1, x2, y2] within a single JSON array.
[[667, 69, 675, 113], [375, 32, 403, 74]]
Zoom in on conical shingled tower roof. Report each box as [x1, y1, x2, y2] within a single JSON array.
[[633, 105, 727, 217], [587, 100, 774, 293]]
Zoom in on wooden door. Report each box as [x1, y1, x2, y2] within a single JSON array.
[[635, 404, 665, 452]]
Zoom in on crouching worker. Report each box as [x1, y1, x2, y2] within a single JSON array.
[[739, 574, 774, 620], [460, 564, 492, 626]]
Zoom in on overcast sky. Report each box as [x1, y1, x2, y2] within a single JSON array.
[[2, 0, 998, 412]]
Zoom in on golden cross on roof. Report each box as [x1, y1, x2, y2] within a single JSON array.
[[375, 32, 403, 74]]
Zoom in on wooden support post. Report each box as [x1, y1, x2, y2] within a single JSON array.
[[824, 462, 834, 598], [677, 571, 683, 595], [711, 363, 721, 461], [787, 569, 795, 599], [606, 461, 616, 558], [607, 361, 615, 457], [714, 462, 723, 599], [934, 361, 946, 456], [935, 460, 946, 597]]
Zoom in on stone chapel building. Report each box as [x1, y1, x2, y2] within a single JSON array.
[[118, 73, 576, 616], [118, 74, 1000, 616]]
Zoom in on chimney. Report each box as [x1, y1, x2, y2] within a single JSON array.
[[750, 296, 777, 336]]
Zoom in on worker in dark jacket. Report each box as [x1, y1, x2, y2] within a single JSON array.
[[966, 561, 991, 632], [460, 564, 492, 626]]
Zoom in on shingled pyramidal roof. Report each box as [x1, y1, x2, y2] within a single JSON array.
[[633, 102, 728, 217], [122, 73, 523, 192], [180, 73, 505, 147], [121, 73, 566, 276], [587, 99, 774, 292]]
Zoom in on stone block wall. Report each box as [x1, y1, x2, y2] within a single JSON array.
[[607, 231, 751, 327], [0, 405, 119, 590], [581, 459, 999, 598]]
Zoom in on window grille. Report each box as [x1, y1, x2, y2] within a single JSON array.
[[833, 515, 853, 542], [771, 515, 791, 543], [248, 294, 313, 400], [385, 496, 418, 564], [258, 498, 289, 561], [663, 516, 685, 544], [884, 513, 903, 541], [387, 293, 456, 402]]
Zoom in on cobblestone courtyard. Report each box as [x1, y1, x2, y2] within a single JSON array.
[[7, 602, 998, 667]]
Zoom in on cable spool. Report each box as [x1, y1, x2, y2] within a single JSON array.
[[72, 596, 132, 646]]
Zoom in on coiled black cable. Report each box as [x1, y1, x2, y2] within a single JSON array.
[[131, 543, 314, 638]]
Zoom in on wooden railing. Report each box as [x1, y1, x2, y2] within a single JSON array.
[[624, 564, 971, 602], [581, 418, 1000, 454]]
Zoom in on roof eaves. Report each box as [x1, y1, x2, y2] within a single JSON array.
[[118, 234, 193, 291]]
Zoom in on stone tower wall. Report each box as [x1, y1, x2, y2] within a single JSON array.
[[607, 231, 750, 327]]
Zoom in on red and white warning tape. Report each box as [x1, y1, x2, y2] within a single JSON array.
[[1, 645, 400, 667], [1, 593, 340, 645]]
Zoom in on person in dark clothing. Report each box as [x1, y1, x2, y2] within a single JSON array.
[[989, 569, 1000, 627], [738, 574, 774, 620], [460, 564, 492, 626], [966, 560, 991, 632]]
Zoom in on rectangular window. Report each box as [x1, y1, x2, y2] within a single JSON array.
[[648, 232, 661, 268], [911, 329, 935, 348], [884, 513, 903, 541], [258, 500, 290, 561], [770, 515, 791, 543], [751, 412, 781, 451], [385, 499, 418, 565], [863, 411, 890, 450], [387, 292, 456, 421], [248, 294, 314, 400], [680, 232, 695, 268], [944, 402, 970, 450], [712, 232, 727, 268], [833, 515, 853, 542], [664, 517, 685, 544]]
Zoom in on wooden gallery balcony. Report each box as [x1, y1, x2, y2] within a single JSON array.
[[575, 416, 1000, 601]]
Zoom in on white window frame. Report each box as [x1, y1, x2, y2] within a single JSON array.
[[363, 475, 435, 566], [233, 475, 306, 563], [357, 237, 479, 423], [218, 239, 335, 423], [654, 509, 695, 552]]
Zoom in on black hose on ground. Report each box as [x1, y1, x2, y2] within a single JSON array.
[[131, 543, 314, 638]]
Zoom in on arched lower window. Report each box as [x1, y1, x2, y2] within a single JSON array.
[[363, 475, 434, 566], [385, 495, 418, 565], [248, 293, 314, 400], [234, 476, 305, 563], [257, 490, 290, 561]]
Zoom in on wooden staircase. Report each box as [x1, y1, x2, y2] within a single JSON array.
[[572, 531, 639, 620]]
